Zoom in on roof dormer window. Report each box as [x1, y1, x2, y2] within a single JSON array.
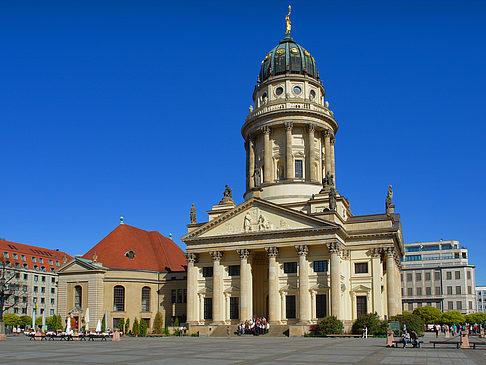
[[125, 250, 136, 259]]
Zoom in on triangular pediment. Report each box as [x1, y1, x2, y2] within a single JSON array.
[[183, 198, 337, 240], [351, 284, 372, 292], [57, 258, 107, 274]]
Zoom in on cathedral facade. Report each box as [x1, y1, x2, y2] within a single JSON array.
[[182, 17, 403, 334]]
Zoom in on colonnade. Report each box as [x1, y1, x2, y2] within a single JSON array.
[[246, 124, 336, 189]]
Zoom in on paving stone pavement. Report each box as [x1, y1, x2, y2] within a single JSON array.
[[0, 334, 485, 364]]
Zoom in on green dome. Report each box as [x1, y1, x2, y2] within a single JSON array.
[[258, 36, 319, 83]]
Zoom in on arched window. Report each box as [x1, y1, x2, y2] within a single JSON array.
[[141, 286, 151, 312], [74, 285, 82, 308], [113, 286, 125, 312]]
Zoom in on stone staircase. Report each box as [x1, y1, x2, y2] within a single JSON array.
[[210, 324, 289, 337]]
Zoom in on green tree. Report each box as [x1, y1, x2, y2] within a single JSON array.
[[139, 318, 147, 335], [35, 316, 43, 326], [101, 313, 106, 332], [2, 313, 20, 326], [19, 315, 32, 327], [174, 317, 180, 328], [316, 316, 344, 335], [351, 313, 388, 336], [132, 318, 140, 336], [56, 314, 64, 331], [125, 318, 130, 333], [153, 312, 163, 334], [413, 306, 442, 324], [441, 311, 465, 325], [465, 313, 486, 324], [118, 318, 125, 331], [390, 313, 425, 335]]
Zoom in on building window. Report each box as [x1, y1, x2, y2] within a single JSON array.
[[202, 267, 213, 277], [408, 303, 414, 311], [48, 260, 53, 265], [416, 287, 422, 296], [22, 263, 28, 269], [230, 297, 239, 320], [41, 298, 45, 304], [316, 294, 327, 318], [42, 276, 45, 282], [286, 295, 296, 319], [50, 309, 54, 315], [295, 160, 303, 179], [41, 287, 45, 293], [426, 287, 431, 296], [468, 286, 472, 295], [405, 255, 422, 261], [141, 286, 151, 312], [13, 253, 18, 260], [405, 246, 421, 252], [33, 265, 39, 271], [354, 263, 368, 274], [113, 286, 125, 312], [284, 262, 297, 274], [74, 285, 82, 308], [446, 272, 452, 280], [34, 286, 38, 293], [435, 287, 441, 295], [51, 298, 55, 305], [177, 289, 183, 304], [204, 298, 213, 320], [21, 255, 26, 261], [407, 273, 412, 282], [356, 296, 367, 316], [183, 289, 187, 303], [467, 271, 471, 280], [425, 272, 431, 281], [51, 288, 55, 294], [407, 288, 412, 296], [34, 275, 38, 282], [313, 261, 328, 273], [22, 308, 27, 314], [39, 258, 44, 264], [3, 252, 8, 259], [434, 271, 440, 280], [22, 297, 27, 303], [455, 271, 461, 280], [456, 286, 462, 295], [31, 257, 36, 263], [51, 277, 55, 283], [447, 286, 453, 295], [55, 261, 59, 266], [469, 301, 473, 310], [228, 265, 240, 276], [456, 301, 462, 310], [416, 273, 422, 281], [113, 318, 121, 330], [448, 301, 454, 310], [141, 318, 150, 329], [422, 245, 440, 251], [171, 290, 177, 304]]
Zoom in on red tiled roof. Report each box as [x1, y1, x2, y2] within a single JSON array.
[[82, 224, 186, 272], [0, 239, 72, 272]]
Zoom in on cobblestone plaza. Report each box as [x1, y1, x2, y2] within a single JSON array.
[[1, 335, 484, 364]]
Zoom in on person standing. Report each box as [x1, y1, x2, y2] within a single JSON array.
[[362, 325, 368, 339]]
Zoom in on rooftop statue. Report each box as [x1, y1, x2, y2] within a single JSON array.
[[190, 204, 196, 224], [329, 187, 337, 211], [223, 184, 232, 198], [285, 5, 291, 35]]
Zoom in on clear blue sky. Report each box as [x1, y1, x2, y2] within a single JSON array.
[[1, 1, 485, 282]]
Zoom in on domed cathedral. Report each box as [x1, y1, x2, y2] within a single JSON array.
[[182, 8, 403, 336]]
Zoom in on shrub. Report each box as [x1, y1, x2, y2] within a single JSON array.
[[101, 313, 106, 332], [390, 313, 425, 335], [35, 317, 43, 326], [413, 306, 442, 324], [174, 317, 180, 328], [118, 318, 125, 331], [351, 313, 388, 336], [139, 318, 148, 336], [56, 315, 64, 331], [441, 311, 465, 325], [316, 316, 344, 335], [163, 327, 170, 336], [19, 315, 32, 327], [132, 318, 140, 336], [153, 312, 163, 334], [2, 313, 20, 326], [46, 315, 57, 329], [125, 318, 130, 334]]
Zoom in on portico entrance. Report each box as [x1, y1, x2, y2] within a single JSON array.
[[251, 251, 269, 318]]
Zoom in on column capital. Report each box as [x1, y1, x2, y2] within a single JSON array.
[[384, 247, 395, 257], [185, 252, 198, 263], [265, 246, 279, 258], [262, 126, 271, 135], [295, 245, 309, 256], [285, 122, 293, 131], [210, 250, 224, 261], [247, 133, 255, 143], [322, 129, 333, 138], [237, 249, 250, 260], [307, 123, 316, 132], [369, 247, 383, 258], [327, 242, 343, 255], [330, 135, 336, 145]]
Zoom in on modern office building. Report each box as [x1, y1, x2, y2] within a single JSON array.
[[0, 238, 71, 319], [476, 286, 486, 313], [401, 240, 476, 314]]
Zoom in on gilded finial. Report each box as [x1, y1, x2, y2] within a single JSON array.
[[285, 5, 292, 35]]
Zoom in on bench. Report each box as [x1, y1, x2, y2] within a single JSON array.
[[325, 334, 374, 338], [430, 340, 460, 349], [392, 339, 423, 348], [470, 342, 486, 349]]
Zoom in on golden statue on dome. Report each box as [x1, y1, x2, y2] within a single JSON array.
[[285, 5, 292, 35]]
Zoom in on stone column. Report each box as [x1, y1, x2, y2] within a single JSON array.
[[323, 130, 332, 178], [199, 294, 204, 322], [311, 291, 316, 320], [266, 247, 280, 323], [370, 249, 384, 318], [185, 253, 198, 324], [307, 124, 316, 182], [330, 135, 336, 187], [237, 249, 251, 321], [280, 292, 286, 320], [385, 248, 399, 317], [248, 136, 255, 190], [285, 122, 294, 180], [262, 126, 272, 183], [210, 251, 224, 324], [296, 245, 310, 323], [327, 242, 342, 319]]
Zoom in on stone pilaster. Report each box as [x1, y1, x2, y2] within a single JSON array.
[[237, 249, 251, 321], [248, 135, 255, 189], [307, 124, 316, 182], [330, 135, 336, 187], [266, 247, 280, 323], [262, 126, 272, 183], [185, 252, 198, 324], [370, 248, 384, 318], [210, 250, 224, 324], [327, 242, 342, 319], [285, 122, 294, 180], [296, 245, 310, 323], [323, 130, 332, 178], [385, 247, 400, 317]]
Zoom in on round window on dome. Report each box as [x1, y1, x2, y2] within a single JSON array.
[[275, 87, 284, 96], [293, 86, 302, 95], [291, 47, 299, 54], [276, 48, 285, 54]]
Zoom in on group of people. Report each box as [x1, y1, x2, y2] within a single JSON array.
[[237, 317, 270, 336], [402, 329, 419, 347]]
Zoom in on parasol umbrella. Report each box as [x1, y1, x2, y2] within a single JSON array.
[[104, 310, 108, 331], [95, 319, 101, 332], [42, 313, 46, 332], [66, 316, 71, 334], [84, 307, 89, 331], [32, 310, 36, 330]]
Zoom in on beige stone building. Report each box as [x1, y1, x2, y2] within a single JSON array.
[[182, 21, 404, 334], [57, 221, 187, 330]]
